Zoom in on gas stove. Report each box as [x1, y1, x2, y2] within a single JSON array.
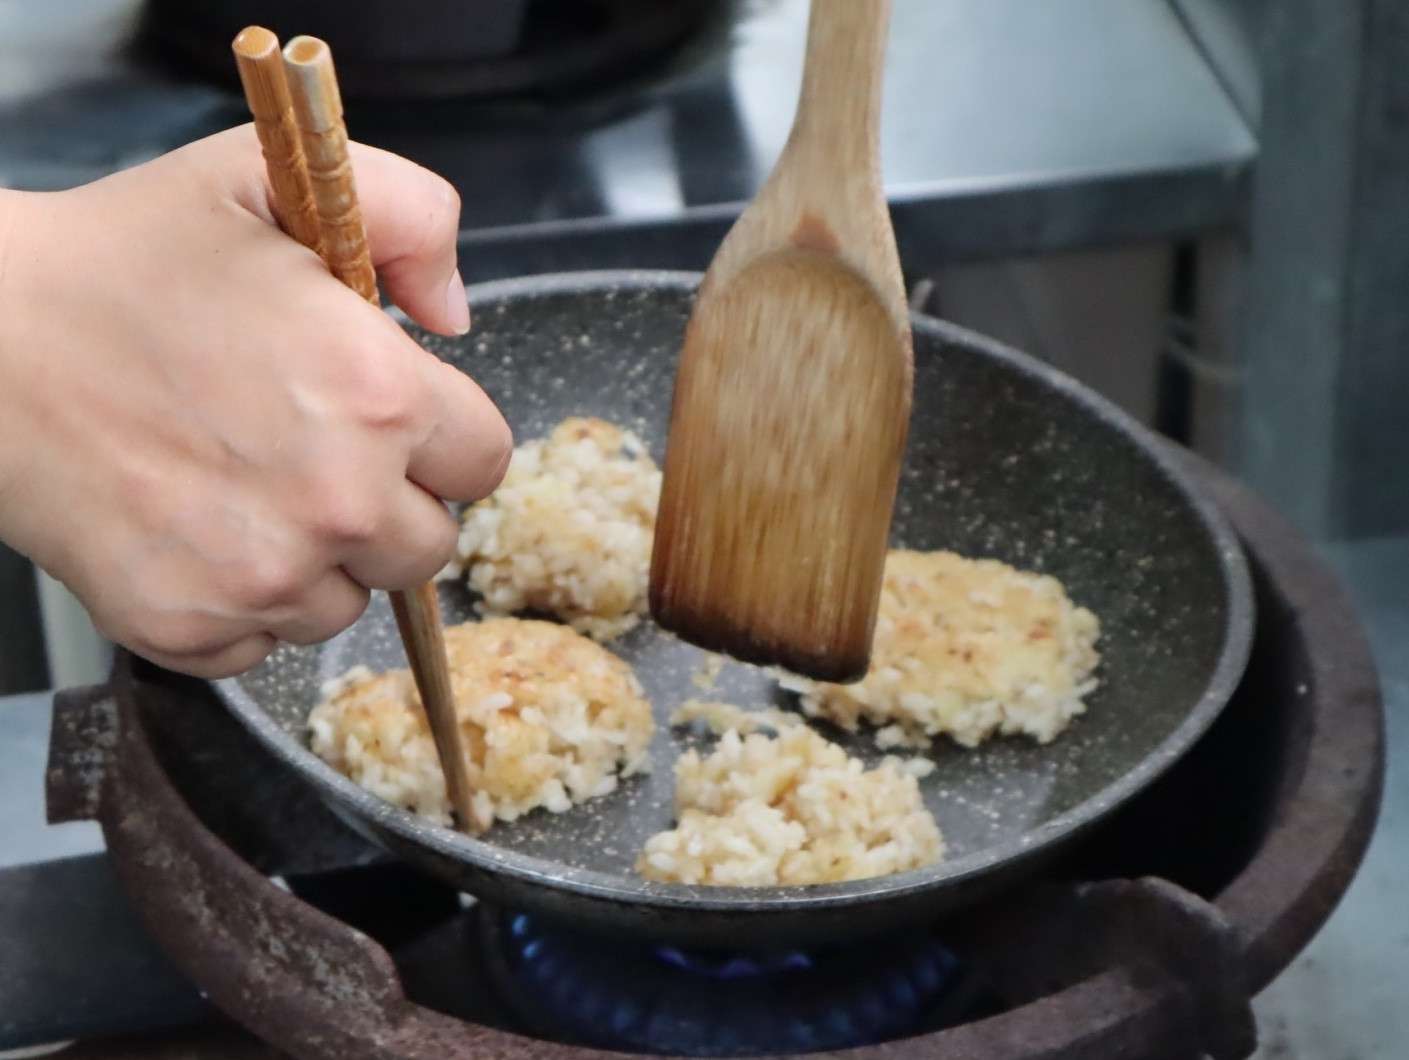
[[0, 458, 1385, 1059]]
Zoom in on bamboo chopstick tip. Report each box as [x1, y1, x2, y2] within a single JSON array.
[[284, 34, 327, 66], [232, 25, 278, 60], [231, 25, 295, 124], [282, 35, 343, 131]]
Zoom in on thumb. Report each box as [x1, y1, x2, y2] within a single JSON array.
[[346, 141, 470, 336]]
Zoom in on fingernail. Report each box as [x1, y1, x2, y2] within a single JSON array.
[[445, 269, 471, 335]]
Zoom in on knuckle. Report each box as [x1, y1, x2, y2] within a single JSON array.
[[415, 173, 460, 253], [183, 640, 274, 680], [132, 611, 227, 660], [434, 186, 461, 238], [289, 590, 369, 646], [436, 175, 462, 218], [464, 413, 513, 500], [382, 513, 456, 590], [234, 549, 307, 610], [342, 346, 423, 433], [429, 510, 459, 562], [484, 407, 513, 460], [488, 418, 513, 477], [331, 586, 372, 631], [415, 513, 459, 578], [304, 483, 383, 546], [118, 463, 171, 534]]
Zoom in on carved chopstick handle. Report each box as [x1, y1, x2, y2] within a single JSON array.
[[231, 26, 324, 257], [282, 35, 378, 304]]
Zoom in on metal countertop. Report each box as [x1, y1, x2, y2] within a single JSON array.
[[0, 0, 1255, 272]]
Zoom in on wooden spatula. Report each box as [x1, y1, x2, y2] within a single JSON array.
[[232, 28, 482, 833], [649, 0, 912, 683]]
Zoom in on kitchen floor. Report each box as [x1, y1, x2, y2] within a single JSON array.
[[1250, 536, 1409, 1058]]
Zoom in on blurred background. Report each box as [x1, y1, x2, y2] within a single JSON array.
[[0, 0, 1400, 683]]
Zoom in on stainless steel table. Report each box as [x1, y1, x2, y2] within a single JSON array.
[[0, 0, 1254, 271]]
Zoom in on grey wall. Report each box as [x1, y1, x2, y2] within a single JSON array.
[[1172, 0, 1265, 123], [1238, 0, 1409, 540], [931, 244, 1173, 429]]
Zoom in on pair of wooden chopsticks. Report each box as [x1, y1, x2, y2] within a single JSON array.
[[232, 27, 481, 834]]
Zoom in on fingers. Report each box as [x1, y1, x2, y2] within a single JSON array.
[[229, 126, 512, 506], [267, 568, 371, 646], [141, 633, 279, 680], [308, 309, 511, 502], [347, 142, 469, 336], [406, 357, 513, 503], [95, 479, 453, 678], [339, 482, 460, 591], [117, 568, 369, 678], [213, 125, 469, 335]]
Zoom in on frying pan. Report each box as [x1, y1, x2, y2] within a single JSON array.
[[216, 271, 1253, 948]]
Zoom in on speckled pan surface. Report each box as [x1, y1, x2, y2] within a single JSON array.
[[216, 271, 1253, 943]]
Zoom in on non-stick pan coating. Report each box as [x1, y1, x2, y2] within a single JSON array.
[[217, 271, 1253, 947]]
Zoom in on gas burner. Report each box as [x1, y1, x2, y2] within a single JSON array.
[[482, 911, 965, 1055]]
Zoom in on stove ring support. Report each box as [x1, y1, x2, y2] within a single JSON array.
[[47, 678, 1259, 1060]]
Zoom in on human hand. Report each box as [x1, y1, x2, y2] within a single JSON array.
[[0, 125, 511, 677]]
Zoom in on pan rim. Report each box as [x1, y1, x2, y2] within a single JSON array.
[[215, 268, 1255, 916]]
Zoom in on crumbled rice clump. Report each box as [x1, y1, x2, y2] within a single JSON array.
[[637, 713, 944, 887], [453, 417, 660, 641], [308, 618, 654, 831], [669, 699, 805, 736], [671, 700, 936, 777], [780, 550, 1101, 749]]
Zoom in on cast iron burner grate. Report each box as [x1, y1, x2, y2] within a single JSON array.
[[482, 911, 967, 1055]]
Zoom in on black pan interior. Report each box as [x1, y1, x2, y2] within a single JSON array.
[[216, 271, 1252, 941]]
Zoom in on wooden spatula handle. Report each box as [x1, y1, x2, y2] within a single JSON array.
[[282, 36, 378, 304], [231, 26, 324, 256], [795, 0, 892, 149], [648, 0, 911, 679]]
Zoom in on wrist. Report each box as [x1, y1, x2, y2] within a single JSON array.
[[0, 188, 29, 290], [0, 189, 36, 517]]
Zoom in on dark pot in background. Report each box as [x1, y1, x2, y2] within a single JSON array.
[[145, 0, 529, 66], [140, 0, 723, 100]]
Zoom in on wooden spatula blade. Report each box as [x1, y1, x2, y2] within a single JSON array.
[[650, 250, 910, 682]]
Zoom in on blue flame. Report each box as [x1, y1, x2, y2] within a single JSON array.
[[654, 945, 816, 979], [497, 912, 961, 1056]]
